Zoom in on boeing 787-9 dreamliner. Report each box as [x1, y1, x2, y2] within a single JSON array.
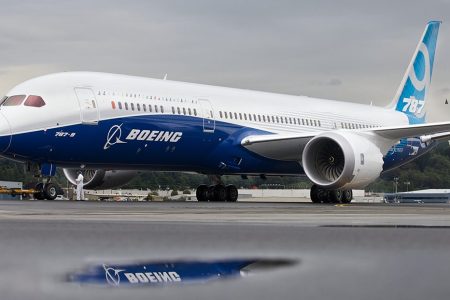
[[0, 21, 448, 203]]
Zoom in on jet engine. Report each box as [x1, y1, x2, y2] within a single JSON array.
[[302, 132, 384, 189], [63, 169, 137, 189]]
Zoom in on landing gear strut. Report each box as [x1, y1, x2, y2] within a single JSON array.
[[310, 184, 352, 204], [196, 184, 238, 202]]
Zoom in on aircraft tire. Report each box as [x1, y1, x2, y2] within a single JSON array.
[[43, 183, 58, 200], [196, 185, 208, 202], [310, 185, 321, 203], [213, 184, 227, 202], [225, 185, 238, 202], [329, 190, 343, 203], [341, 189, 353, 203], [33, 183, 45, 200]]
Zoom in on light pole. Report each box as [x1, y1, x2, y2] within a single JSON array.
[[404, 181, 411, 192], [393, 177, 399, 194]]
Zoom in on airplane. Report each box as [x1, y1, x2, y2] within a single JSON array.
[[0, 21, 449, 203]]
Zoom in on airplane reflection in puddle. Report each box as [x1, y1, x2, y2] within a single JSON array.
[[68, 258, 297, 287]]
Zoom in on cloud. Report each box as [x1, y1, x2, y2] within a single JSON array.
[[0, 0, 448, 121], [312, 78, 343, 86]]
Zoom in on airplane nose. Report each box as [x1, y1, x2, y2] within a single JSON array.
[[0, 111, 11, 153]]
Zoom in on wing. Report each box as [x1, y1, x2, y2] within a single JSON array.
[[241, 121, 450, 161]]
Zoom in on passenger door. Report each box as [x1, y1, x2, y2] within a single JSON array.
[[198, 99, 215, 133], [74, 87, 99, 124]]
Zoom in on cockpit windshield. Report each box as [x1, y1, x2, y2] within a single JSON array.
[[24, 96, 46, 107], [2, 95, 26, 106], [0, 95, 46, 107]]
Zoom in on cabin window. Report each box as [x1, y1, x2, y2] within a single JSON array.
[[130, 103, 135, 111], [118, 102, 123, 110], [224, 111, 228, 118], [149, 105, 152, 112], [125, 102, 129, 110], [111, 101, 116, 109], [248, 114, 252, 121], [3, 95, 26, 106], [244, 113, 247, 120], [183, 107, 186, 115], [234, 112, 238, 119], [155, 105, 158, 113], [137, 103, 141, 111], [172, 107, 175, 114], [193, 109, 197, 116], [239, 113, 242, 120], [143, 104, 147, 112], [160, 105, 164, 113], [219, 111, 223, 118]]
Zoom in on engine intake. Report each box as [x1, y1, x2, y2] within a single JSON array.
[[302, 132, 384, 189], [63, 169, 136, 190]]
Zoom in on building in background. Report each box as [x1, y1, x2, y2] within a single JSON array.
[[384, 189, 450, 203]]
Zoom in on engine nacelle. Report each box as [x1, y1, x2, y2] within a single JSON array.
[[302, 132, 384, 189], [63, 169, 137, 190]]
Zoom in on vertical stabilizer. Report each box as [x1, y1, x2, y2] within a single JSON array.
[[389, 21, 441, 124]]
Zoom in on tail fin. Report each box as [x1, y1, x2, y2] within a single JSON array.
[[389, 21, 441, 124]]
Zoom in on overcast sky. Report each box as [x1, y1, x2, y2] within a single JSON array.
[[0, 0, 449, 121]]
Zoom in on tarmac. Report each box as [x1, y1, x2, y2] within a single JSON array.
[[1, 200, 450, 300]]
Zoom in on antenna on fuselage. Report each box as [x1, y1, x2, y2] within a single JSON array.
[[163, 74, 168, 80]]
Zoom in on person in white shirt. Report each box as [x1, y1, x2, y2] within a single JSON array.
[[75, 171, 84, 201]]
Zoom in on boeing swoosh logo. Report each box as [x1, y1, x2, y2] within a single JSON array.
[[104, 124, 127, 150], [103, 264, 124, 287]]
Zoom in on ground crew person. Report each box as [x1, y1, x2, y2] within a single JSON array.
[[75, 171, 84, 201]]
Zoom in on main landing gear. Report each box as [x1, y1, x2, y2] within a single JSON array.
[[310, 184, 352, 204], [196, 184, 238, 202]]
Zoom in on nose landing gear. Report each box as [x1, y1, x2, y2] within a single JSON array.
[[33, 181, 59, 200]]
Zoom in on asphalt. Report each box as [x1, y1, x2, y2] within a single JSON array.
[[1, 200, 450, 300]]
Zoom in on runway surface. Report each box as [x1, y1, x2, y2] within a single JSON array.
[[1, 200, 450, 300]]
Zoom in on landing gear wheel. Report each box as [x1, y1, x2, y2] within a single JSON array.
[[43, 183, 58, 200], [213, 185, 227, 202], [225, 185, 238, 202], [310, 184, 331, 203], [196, 185, 208, 202], [342, 189, 353, 203], [318, 189, 330, 203], [33, 183, 45, 200], [329, 190, 343, 203], [310, 185, 320, 203]]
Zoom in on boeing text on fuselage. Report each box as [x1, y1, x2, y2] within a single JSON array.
[[104, 124, 182, 150]]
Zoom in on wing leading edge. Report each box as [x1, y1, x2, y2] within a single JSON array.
[[241, 121, 450, 161]]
